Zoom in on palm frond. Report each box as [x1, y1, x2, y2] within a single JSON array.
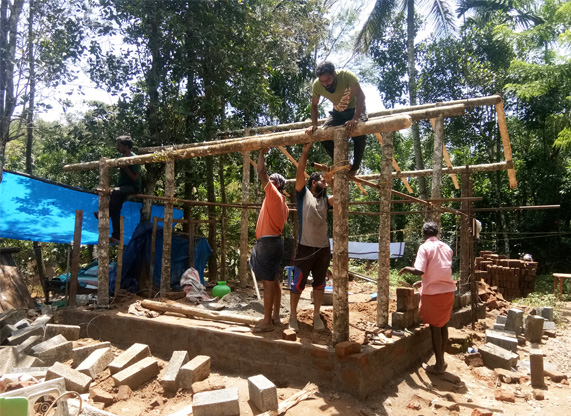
[[427, 0, 457, 37], [354, 0, 399, 53]]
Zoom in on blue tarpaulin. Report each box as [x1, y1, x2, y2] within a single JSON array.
[[0, 171, 184, 245], [329, 239, 405, 260]]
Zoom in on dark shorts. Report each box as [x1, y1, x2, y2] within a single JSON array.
[[290, 244, 330, 293], [249, 236, 284, 281]]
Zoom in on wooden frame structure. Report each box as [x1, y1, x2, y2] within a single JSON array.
[[63, 94, 517, 343]]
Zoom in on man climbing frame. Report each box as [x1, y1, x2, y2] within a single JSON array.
[[305, 61, 367, 176]]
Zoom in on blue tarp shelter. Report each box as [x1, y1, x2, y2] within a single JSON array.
[[0, 171, 183, 245], [329, 239, 405, 260]]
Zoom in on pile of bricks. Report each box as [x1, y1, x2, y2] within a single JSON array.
[[474, 251, 538, 300]]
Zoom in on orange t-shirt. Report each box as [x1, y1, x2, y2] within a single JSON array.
[[256, 182, 289, 239]]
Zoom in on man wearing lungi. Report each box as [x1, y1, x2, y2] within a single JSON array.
[[399, 222, 455, 374], [249, 148, 289, 332]]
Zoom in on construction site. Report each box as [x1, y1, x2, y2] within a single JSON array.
[[1, 95, 571, 416]]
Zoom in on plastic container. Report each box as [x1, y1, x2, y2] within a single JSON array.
[[0, 377, 68, 416], [212, 281, 231, 299], [0, 397, 28, 416]]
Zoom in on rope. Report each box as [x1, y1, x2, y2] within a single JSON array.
[[44, 391, 82, 416]]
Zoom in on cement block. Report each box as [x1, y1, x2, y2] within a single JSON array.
[[543, 320, 556, 331], [525, 315, 544, 343], [6, 367, 48, 379], [16, 353, 45, 369], [391, 310, 417, 329], [248, 374, 278, 412], [160, 350, 189, 392], [193, 387, 240, 416], [15, 334, 43, 355], [0, 346, 18, 374], [505, 308, 524, 335], [30, 314, 53, 327], [479, 343, 519, 370], [31, 334, 73, 366], [72, 342, 112, 367], [178, 355, 211, 389], [530, 347, 544, 388], [6, 324, 44, 345], [108, 343, 150, 374], [396, 288, 415, 311], [493, 323, 506, 331], [12, 318, 31, 331], [0, 309, 27, 328], [497, 315, 507, 325], [537, 307, 554, 321], [453, 294, 462, 310], [485, 330, 518, 352], [44, 324, 81, 341], [46, 362, 92, 393], [112, 356, 159, 389], [76, 347, 114, 379]]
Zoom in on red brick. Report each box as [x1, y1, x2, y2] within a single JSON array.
[[335, 341, 361, 357], [282, 329, 296, 341]]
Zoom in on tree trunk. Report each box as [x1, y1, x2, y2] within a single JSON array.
[[406, 0, 427, 199], [429, 117, 444, 227], [219, 154, 227, 280], [97, 159, 110, 306], [160, 160, 175, 297]]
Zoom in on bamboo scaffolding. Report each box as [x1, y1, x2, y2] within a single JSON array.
[[359, 161, 511, 180], [374, 133, 413, 193]]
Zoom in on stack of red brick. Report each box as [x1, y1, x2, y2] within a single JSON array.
[[475, 251, 538, 300]]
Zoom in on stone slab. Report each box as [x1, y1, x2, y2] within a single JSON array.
[[248, 374, 278, 412], [537, 307, 554, 321], [46, 362, 92, 393], [160, 350, 189, 392], [525, 315, 544, 343], [479, 343, 518, 370], [505, 309, 523, 335], [0, 346, 18, 375], [496, 315, 507, 325], [31, 334, 73, 366], [15, 334, 43, 356], [6, 367, 49, 379], [178, 355, 211, 389], [44, 324, 81, 341], [485, 330, 518, 352], [6, 324, 44, 346], [108, 343, 150, 375], [112, 356, 159, 389], [72, 342, 112, 367], [530, 347, 544, 388], [76, 347, 114, 379], [30, 314, 53, 327], [543, 321, 556, 331], [193, 388, 240, 416]]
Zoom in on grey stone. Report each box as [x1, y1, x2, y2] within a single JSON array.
[[496, 315, 507, 325], [112, 357, 159, 389], [193, 388, 240, 416], [72, 342, 112, 367], [178, 355, 211, 389], [537, 307, 554, 322], [505, 308, 524, 335], [0, 325, 12, 344], [5, 366, 49, 379], [248, 374, 278, 412], [30, 314, 53, 327], [0, 346, 18, 375], [16, 353, 45, 369], [485, 329, 518, 352], [391, 310, 419, 329], [543, 321, 556, 331], [44, 324, 81, 341], [479, 343, 519, 370], [46, 362, 92, 393], [525, 315, 544, 343], [160, 350, 189, 392], [530, 347, 544, 388], [0, 309, 27, 328], [461, 292, 472, 307], [108, 343, 150, 375], [493, 323, 506, 331], [31, 334, 73, 366], [6, 324, 44, 345], [15, 335, 43, 355], [76, 347, 114, 379]]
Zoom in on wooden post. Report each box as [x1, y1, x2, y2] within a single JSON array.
[[97, 158, 110, 306], [161, 160, 175, 298], [115, 216, 124, 294], [239, 129, 251, 288], [188, 218, 195, 269], [219, 155, 227, 279], [460, 169, 471, 294], [430, 117, 444, 227], [149, 216, 158, 294], [377, 132, 394, 327], [69, 210, 83, 307], [495, 100, 517, 189], [332, 128, 350, 344]]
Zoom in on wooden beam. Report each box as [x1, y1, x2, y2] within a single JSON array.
[[495, 100, 517, 189], [115, 216, 124, 294], [374, 133, 413, 193], [430, 117, 444, 227], [160, 160, 175, 298], [429, 119, 459, 189], [278, 145, 309, 178], [97, 159, 110, 306], [239, 146, 251, 288], [359, 161, 511, 180]]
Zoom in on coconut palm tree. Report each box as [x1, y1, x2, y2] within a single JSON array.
[[355, 0, 456, 198]]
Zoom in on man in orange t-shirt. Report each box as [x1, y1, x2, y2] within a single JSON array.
[[249, 148, 289, 332]]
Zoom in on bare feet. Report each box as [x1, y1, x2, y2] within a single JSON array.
[[252, 321, 274, 333], [425, 363, 447, 375], [288, 317, 299, 332], [313, 316, 325, 331], [272, 315, 281, 325]]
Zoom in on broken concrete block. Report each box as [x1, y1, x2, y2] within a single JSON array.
[[494, 389, 515, 402], [335, 341, 361, 357], [90, 388, 115, 407], [76, 347, 114, 379], [248, 374, 278, 412], [11, 318, 31, 331], [44, 324, 81, 341], [0, 309, 27, 328], [15, 334, 43, 356], [31, 334, 73, 366], [46, 362, 92, 393], [543, 320, 556, 331], [464, 353, 484, 367], [72, 342, 112, 367], [6, 324, 44, 346], [479, 343, 518, 370], [525, 315, 544, 343], [505, 308, 523, 335], [193, 388, 240, 416], [108, 343, 150, 374], [530, 347, 544, 388], [485, 330, 518, 352], [494, 368, 520, 383], [282, 329, 297, 341], [160, 350, 189, 392], [112, 357, 159, 389], [178, 355, 211, 389]]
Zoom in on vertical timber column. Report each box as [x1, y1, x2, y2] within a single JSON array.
[[239, 129, 251, 288], [460, 170, 471, 294], [430, 117, 444, 228], [161, 160, 175, 298], [69, 210, 83, 307], [97, 158, 110, 306], [332, 129, 350, 344], [377, 131, 394, 327]]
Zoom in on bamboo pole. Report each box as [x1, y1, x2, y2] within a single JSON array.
[[69, 210, 83, 307], [150, 216, 158, 291], [429, 119, 459, 189], [63, 114, 412, 171], [460, 170, 471, 294], [332, 128, 350, 344], [161, 160, 175, 298], [495, 101, 517, 189], [278, 145, 309, 178], [377, 132, 393, 328], [430, 117, 444, 227], [239, 129, 251, 288], [219, 154, 227, 280], [374, 133, 413, 193], [359, 161, 512, 180], [115, 216, 124, 294], [97, 158, 110, 306]]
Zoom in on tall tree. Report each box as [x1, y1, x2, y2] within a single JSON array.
[[355, 0, 456, 198]]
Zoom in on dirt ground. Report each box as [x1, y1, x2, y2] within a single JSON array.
[[7, 280, 571, 416]]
